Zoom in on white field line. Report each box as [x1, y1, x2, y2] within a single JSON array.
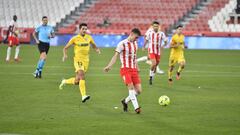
[[0, 72, 239, 77], [1, 63, 240, 68]]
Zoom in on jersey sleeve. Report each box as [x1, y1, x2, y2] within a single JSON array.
[[50, 27, 55, 33], [162, 32, 168, 42], [145, 32, 151, 41], [89, 35, 95, 44], [35, 26, 40, 33], [115, 41, 123, 53], [65, 36, 75, 47]]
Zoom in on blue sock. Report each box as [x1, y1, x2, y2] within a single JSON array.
[[39, 59, 45, 71], [35, 60, 42, 73]]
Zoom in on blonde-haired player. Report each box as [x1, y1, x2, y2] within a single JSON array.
[[59, 23, 101, 103], [168, 25, 186, 84]]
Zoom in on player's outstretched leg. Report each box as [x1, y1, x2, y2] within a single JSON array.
[[127, 84, 141, 114], [59, 77, 77, 89], [137, 56, 148, 62]]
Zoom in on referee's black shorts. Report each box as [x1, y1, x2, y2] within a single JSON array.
[[38, 41, 50, 54]]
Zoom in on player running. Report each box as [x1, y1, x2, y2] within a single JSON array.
[[33, 16, 55, 78], [104, 28, 142, 114], [142, 21, 168, 85], [59, 23, 101, 103], [5, 15, 21, 62], [137, 56, 164, 74], [168, 25, 186, 84]]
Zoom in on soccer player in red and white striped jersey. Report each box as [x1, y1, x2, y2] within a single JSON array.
[[104, 28, 142, 114], [143, 21, 168, 85], [5, 15, 21, 62]]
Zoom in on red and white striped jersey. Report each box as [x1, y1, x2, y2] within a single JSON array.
[[145, 30, 167, 55], [9, 20, 17, 37], [115, 39, 138, 69]]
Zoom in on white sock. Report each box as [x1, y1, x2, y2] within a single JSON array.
[[6, 47, 11, 61], [156, 66, 161, 72], [125, 91, 139, 103], [14, 46, 20, 59], [149, 70, 155, 77], [129, 90, 139, 110], [125, 96, 131, 103], [137, 56, 148, 62]]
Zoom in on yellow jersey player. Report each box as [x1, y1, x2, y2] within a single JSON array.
[[168, 25, 186, 84], [59, 23, 101, 103]]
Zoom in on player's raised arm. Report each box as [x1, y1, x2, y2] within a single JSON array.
[[104, 52, 119, 72]]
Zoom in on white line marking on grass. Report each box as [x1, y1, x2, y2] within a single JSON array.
[[0, 72, 239, 77], [1, 63, 240, 68], [0, 133, 24, 135]]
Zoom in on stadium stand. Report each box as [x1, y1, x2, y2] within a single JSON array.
[[184, 0, 240, 36], [0, 0, 84, 28], [59, 0, 201, 34], [0, 0, 239, 37]]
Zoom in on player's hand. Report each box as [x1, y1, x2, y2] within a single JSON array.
[[62, 55, 67, 62], [96, 48, 101, 54], [36, 40, 40, 44], [103, 66, 111, 72]]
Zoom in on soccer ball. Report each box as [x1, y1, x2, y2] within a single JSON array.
[[158, 95, 170, 106], [15, 30, 19, 36]]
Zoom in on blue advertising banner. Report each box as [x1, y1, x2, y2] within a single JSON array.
[[49, 34, 240, 50]]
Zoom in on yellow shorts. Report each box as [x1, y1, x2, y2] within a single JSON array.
[[169, 55, 185, 67], [74, 59, 89, 72]]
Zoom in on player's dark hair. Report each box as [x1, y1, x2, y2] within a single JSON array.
[[79, 23, 88, 29], [152, 21, 159, 25], [131, 28, 141, 36], [176, 25, 183, 29], [42, 16, 48, 20], [13, 15, 17, 21]]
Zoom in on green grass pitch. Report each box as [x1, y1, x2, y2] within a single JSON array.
[[0, 44, 240, 135]]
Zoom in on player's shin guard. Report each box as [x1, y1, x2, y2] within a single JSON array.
[[6, 47, 11, 61], [65, 77, 75, 85], [137, 56, 148, 62], [168, 70, 173, 79], [79, 80, 86, 97], [129, 90, 139, 110], [14, 46, 20, 59], [149, 70, 155, 77], [177, 66, 184, 73], [39, 59, 45, 71], [125, 90, 138, 103]]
